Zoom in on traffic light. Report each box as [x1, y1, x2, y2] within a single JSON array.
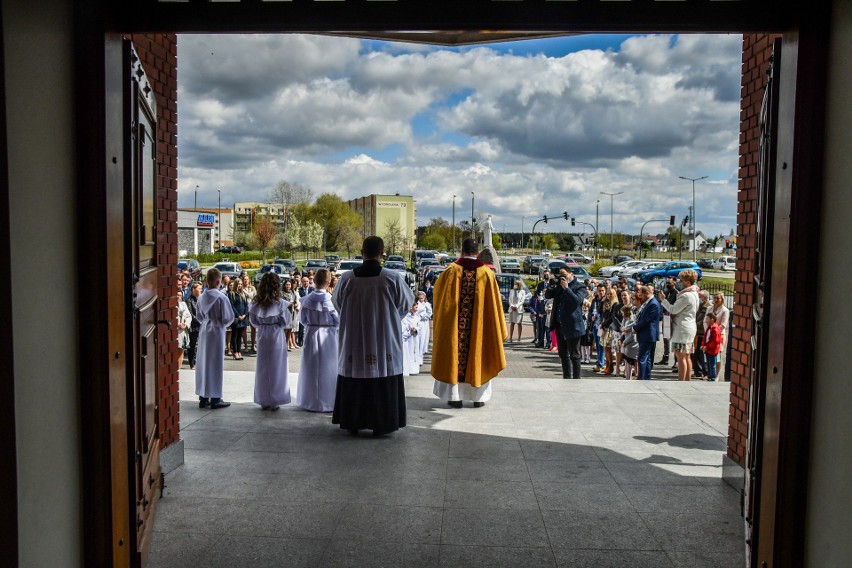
[[543, 215, 548, 224], [563, 211, 568, 220], [670, 215, 676, 226], [682, 215, 689, 227], [571, 217, 576, 226]]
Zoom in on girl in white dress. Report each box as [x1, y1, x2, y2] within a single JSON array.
[[249, 272, 292, 410], [507, 280, 527, 342]]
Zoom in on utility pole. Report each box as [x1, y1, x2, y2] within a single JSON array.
[[452, 194, 456, 251], [195, 184, 198, 211], [217, 189, 221, 250], [521, 216, 525, 251], [470, 191, 475, 241], [600, 191, 624, 262], [679, 175, 707, 262], [595, 200, 599, 261]]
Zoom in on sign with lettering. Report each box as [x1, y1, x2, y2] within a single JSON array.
[[377, 201, 407, 208], [197, 214, 215, 227]]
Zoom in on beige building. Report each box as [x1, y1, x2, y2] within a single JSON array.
[[233, 201, 287, 234], [347, 194, 416, 252]]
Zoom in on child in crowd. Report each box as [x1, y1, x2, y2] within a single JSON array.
[[702, 312, 723, 382], [195, 268, 235, 409], [402, 302, 421, 376], [619, 305, 639, 380], [297, 268, 340, 412], [580, 299, 593, 364], [249, 272, 292, 410]]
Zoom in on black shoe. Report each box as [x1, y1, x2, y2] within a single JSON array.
[[473, 402, 485, 408], [535, 343, 544, 348], [448, 400, 463, 409], [348, 428, 360, 436], [655, 359, 669, 365], [199, 397, 209, 409], [209, 399, 231, 409]]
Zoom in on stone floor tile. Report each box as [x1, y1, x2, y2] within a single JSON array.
[[526, 459, 614, 484], [553, 549, 675, 568], [447, 457, 531, 482], [438, 545, 556, 567], [448, 433, 524, 460], [333, 504, 443, 544], [542, 510, 661, 551], [666, 550, 744, 567], [145, 531, 216, 568], [604, 462, 707, 486], [641, 513, 744, 554], [351, 477, 447, 508], [322, 541, 441, 568], [622, 484, 740, 515], [519, 439, 601, 462], [181, 430, 247, 452], [534, 481, 635, 512], [203, 535, 328, 567], [441, 508, 549, 548], [444, 480, 538, 510], [233, 500, 346, 539]]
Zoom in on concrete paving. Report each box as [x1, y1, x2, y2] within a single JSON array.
[[149, 337, 742, 568]]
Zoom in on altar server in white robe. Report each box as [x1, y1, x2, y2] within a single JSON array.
[[332, 236, 414, 436], [415, 290, 432, 363], [297, 268, 340, 412], [402, 303, 421, 376], [249, 271, 292, 410], [196, 268, 235, 409]]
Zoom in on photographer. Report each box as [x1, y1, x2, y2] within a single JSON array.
[[545, 267, 586, 379]]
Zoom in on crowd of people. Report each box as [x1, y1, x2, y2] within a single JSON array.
[[524, 268, 730, 381], [174, 238, 727, 435]]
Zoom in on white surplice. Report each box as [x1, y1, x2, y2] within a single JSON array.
[[195, 288, 235, 399], [248, 299, 291, 407], [297, 290, 340, 411], [332, 268, 414, 378], [401, 311, 420, 376], [415, 301, 432, 363]]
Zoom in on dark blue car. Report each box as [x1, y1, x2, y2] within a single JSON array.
[[635, 261, 703, 286]]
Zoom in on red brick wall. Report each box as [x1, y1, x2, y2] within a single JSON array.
[[131, 34, 180, 448], [728, 34, 780, 465]]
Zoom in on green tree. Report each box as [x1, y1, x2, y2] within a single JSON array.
[[251, 215, 278, 262], [420, 232, 446, 250], [492, 233, 502, 249], [268, 180, 313, 250], [312, 192, 362, 251], [558, 234, 576, 251], [383, 218, 404, 255], [337, 224, 361, 259], [541, 234, 556, 250]]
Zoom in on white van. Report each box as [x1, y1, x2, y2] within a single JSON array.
[[712, 256, 736, 271]]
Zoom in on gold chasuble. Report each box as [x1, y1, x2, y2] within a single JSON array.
[[431, 258, 507, 388]]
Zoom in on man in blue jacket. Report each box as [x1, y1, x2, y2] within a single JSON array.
[[545, 267, 587, 379], [624, 284, 661, 380]]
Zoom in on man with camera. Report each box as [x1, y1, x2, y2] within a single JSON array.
[[545, 267, 587, 379]]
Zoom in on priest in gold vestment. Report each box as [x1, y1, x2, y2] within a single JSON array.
[[431, 238, 507, 408]]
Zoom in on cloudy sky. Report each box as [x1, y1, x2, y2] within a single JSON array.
[[177, 33, 742, 238]]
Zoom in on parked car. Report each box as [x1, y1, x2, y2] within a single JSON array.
[[273, 258, 297, 273], [635, 261, 703, 286], [598, 260, 644, 278], [523, 255, 545, 274], [494, 273, 532, 313], [697, 258, 715, 269], [386, 254, 406, 264], [324, 254, 341, 269], [712, 256, 737, 271], [218, 245, 242, 254], [177, 258, 201, 280], [303, 259, 329, 271], [335, 259, 362, 276], [539, 259, 569, 279], [620, 261, 664, 279], [417, 258, 442, 281], [566, 252, 593, 264], [254, 263, 287, 284], [540, 249, 552, 257], [413, 250, 438, 264], [501, 257, 521, 273], [212, 261, 242, 280], [607, 276, 637, 291], [539, 260, 592, 284], [385, 261, 417, 290], [613, 255, 633, 264]]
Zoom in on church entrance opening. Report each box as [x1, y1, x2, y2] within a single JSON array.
[[72, 3, 827, 567]]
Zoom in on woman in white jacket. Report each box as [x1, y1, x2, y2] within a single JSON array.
[[660, 269, 700, 381]]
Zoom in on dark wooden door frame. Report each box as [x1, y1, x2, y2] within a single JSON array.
[[70, 2, 829, 567], [0, 7, 19, 566]]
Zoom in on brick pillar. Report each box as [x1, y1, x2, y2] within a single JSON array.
[[728, 34, 780, 466], [131, 33, 181, 448]]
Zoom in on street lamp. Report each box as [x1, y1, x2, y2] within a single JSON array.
[[217, 189, 221, 251], [521, 216, 525, 251], [679, 175, 707, 262], [195, 184, 198, 211], [600, 191, 624, 262]]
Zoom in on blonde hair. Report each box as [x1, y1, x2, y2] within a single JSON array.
[[680, 269, 698, 285]]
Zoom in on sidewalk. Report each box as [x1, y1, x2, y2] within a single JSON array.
[[149, 342, 742, 568]]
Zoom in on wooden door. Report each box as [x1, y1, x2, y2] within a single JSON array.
[[744, 37, 781, 566], [127, 42, 161, 565]]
